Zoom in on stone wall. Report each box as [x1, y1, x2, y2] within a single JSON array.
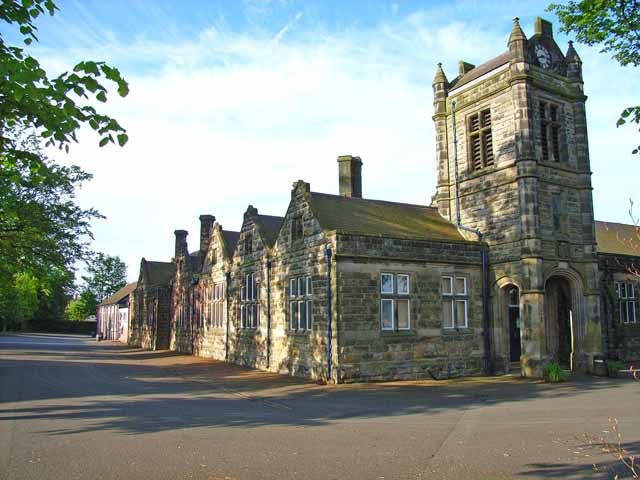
[[334, 233, 485, 382]]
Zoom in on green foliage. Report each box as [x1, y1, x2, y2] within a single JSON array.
[[83, 253, 127, 302], [544, 361, 568, 382], [64, 289, 97, 321], [13, 272, 38, 328], [548, 0, 640, 154], [0, 1, 129, 330], [607, 359, 625, 377], [0, 0, 129, 163]]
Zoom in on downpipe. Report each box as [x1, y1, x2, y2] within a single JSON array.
[[265, 258, 272, 369], [324, 246, 333, 383]]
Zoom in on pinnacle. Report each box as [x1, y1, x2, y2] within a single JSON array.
[[508, 16, 527, 44], [432, 62, 448, 85]]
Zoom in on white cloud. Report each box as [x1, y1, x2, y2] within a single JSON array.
[[36, 9, 640, 280]]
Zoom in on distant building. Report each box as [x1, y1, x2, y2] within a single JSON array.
[[128, 17, 640, 382], [97, 282, 137, 342]]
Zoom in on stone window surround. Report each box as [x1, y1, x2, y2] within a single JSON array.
[[289, 275, 313, 331], [467, 108, 494, 171], [442, 275, 468, 329], [239, 272, 259, 329], [616, 281, 637, 324], [209, 281, 225, 329], [539, 100, 563, 163], [380, 272, 411, 332]]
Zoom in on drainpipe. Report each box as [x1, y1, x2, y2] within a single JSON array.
[[225, 271, 231, 361], [451, 99, 491, 374], [324, 246, 333, 382], [266, 258, 272, 369]]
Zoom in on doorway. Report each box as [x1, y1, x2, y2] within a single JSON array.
[[506, 286, 521, 362], [545, 276, 573, 368]]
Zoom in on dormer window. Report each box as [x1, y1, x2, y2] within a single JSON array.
[[468, 109, 494, 171], [540, 101, 563, 162]]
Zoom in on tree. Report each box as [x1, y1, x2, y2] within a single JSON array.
[[64, 289, 97, 321], [0, 1, 129, 330], [0, 130, 100, 330], [548, 0, 640, 154], [83, 252, 127, 302]]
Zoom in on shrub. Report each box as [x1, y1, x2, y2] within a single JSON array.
[[607, 359, 625, 377], [544, 361, 567, 383]]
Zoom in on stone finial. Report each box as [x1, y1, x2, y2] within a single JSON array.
[[244, 205, 258, 219], [508, 17, 527, 44], [291, 179, 311, 196], [432, 62, 448, 86]]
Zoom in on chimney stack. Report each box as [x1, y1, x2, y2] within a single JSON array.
[[174, 229, 188, 260], [199, 214, 215, 257], [337, 155, 362, 198]]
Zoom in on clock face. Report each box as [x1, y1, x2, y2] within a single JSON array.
[[535, 44, 552, 68]]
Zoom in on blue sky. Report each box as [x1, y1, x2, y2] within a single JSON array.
[[8, 0, 640, 281]]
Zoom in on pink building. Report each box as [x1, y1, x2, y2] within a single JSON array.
[[97, 282, 137, 342]]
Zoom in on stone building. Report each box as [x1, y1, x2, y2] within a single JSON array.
[[128, 16, 640, 382]]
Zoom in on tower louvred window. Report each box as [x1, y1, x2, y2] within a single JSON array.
[[468, 108, 493, 170]]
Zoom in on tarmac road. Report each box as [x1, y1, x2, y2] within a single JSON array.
[[1, 333, 638, 480]]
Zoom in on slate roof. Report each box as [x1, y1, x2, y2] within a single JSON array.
[[449, 51, 510, 90], [221, 230, 240, 258], [98, 282, 137, 306], [144, 260, 175, 286], [596, 221, 640, 257], [307, 192, 467, 242], [255, 214, 284, 247]]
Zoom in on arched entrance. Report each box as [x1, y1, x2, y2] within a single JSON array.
[[504, 285, 521, 363], [545, 276, 574, 368]]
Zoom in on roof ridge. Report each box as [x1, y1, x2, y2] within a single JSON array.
[[310, 191, 436, 210]]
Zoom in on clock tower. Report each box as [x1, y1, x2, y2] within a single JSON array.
[[432, 17, 602, 376]]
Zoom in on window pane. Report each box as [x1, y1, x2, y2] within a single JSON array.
[[290, 302, 296, 329], [298, 277, 305, 297], [456, 300, 467, 327], [397, 299, 410, 329], [442, 277, 452, 295], [299, 301, 306, 330], [443, 299, 453, 328], [381, 273, 393, 294], [381, 299, 394, 330], [306, 300, 313, 330], [290, 278, 297, 297], [455, 277, 466, 295], [307, 276, 312, 296], [397, 275, 409, 295]]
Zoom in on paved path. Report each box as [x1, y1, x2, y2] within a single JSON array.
[[1, 334, 638, 479]]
